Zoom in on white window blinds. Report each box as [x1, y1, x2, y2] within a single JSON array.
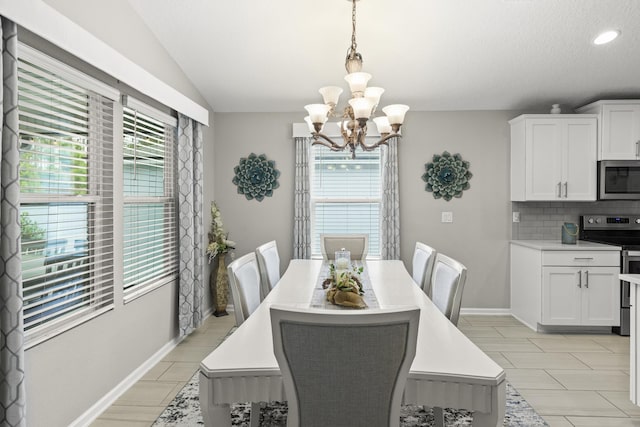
[[310, 146, 382, 257], [122, 103, 178, 298], [18, 52, 115, 345]]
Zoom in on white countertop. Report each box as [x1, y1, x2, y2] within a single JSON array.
[[620, 274, 640, 285], [511, 240, 621, 251]]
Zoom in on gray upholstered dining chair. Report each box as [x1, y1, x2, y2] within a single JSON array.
[[412, 241, 436, 291], [320, 233, 368, 260], [429, 253, 468, 327], [255, 240, 280, 301], [270, 306, 420, 427], [227, 253, 262, 327]]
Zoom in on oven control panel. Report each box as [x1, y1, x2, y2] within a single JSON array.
[[582, 215, 640, 229]]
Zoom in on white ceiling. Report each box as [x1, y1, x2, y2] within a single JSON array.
[[127, 0, 640, 114]]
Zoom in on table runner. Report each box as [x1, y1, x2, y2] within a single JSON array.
[[309, 261, 379, 309]]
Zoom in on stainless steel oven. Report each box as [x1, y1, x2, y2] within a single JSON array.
[[598, 160, 640, 200], [580, 214, 640, 336]]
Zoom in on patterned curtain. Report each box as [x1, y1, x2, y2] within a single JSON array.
[[177, 114, 204, 336], [380, 137, 400, 260], [293, 137, 311, 259], [0, 17, 26, 427]]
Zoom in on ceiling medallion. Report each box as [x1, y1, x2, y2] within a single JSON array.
[[303, 0, 409, 159]]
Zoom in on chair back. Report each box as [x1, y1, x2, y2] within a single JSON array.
[[255, 240, 281, 301], [271, 306, 420, 427], [227, 253, 261, 327], [412, 242, 436, 292], [429, 253, 467, 326], [320, 234, 368, 260]]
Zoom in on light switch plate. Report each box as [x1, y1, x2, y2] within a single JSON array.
[[513, 211, 520, 223], [441, 211, 453, 223]]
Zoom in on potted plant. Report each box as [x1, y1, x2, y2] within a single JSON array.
[[206, 202, 235, 316]]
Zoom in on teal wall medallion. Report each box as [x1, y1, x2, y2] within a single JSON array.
[[232, 153, 280, 201], [422, 151, 472, 201]]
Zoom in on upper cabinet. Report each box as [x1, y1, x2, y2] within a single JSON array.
[[577, 100, 640, 160], [510, 114, 598, 201]]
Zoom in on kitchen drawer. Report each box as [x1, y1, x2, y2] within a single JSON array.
[[542, 251, 620, 267]]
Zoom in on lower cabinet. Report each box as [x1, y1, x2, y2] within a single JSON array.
[[510, 242, 620, 331], [542, 266, 620, 326]]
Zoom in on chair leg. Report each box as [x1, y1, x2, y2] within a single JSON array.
[[433, 406, 445, 427], [249, 401, 261, 427]]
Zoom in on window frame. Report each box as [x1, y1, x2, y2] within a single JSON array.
[[308, 143, 383, 259], [17, 44, 181, 347], [18, 44, 117, 348], [121, 99, 179, 303]]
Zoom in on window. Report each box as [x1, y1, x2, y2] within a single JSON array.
[[17, 45, 180, 345], [122, 98, 178, 299], [18, 46, 116, 344], [310, 145, 382, 258]]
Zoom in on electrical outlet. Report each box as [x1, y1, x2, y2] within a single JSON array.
[[513, 211, 520, 223], [441, 211, 453, 223]]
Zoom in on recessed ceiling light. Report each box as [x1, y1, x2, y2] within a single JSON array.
[[593, 30, 620, 45]]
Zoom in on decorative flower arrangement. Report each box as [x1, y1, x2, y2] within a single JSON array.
[[232, 153, 280, 202], [422, 151, 472, 201], [323, 263, 366, 308], [206, 202, 235, 263]]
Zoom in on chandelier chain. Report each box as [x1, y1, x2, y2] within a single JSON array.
[[351, 0, 357, 53]]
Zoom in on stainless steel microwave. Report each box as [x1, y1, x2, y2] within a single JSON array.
[[598, 160, 640, 200]]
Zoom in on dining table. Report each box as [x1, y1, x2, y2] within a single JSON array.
[[199, 259, 506, 426]]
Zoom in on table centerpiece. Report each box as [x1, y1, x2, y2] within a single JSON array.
[[322, 250, 366, 308]]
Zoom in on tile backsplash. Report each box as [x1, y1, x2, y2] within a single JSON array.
[[511, 201, 640, 240]]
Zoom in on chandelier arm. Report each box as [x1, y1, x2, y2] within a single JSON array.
[[312, 133, 349, 150], [360, 133, 403, 151]]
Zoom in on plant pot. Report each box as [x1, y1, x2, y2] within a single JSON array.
[[210, 256, 229, 317]]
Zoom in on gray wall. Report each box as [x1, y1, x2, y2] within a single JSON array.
[[27, 2, 216, 426], [214, 110, 516, 309]]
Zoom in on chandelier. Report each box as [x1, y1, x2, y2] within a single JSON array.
[[304, 0, 409, 159]]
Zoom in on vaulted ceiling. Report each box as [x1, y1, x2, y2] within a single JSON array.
[[127, 0, 640, 114]]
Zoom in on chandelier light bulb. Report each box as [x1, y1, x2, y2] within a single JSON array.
[[303, 116, 315, 133], [349, 98, 374, 120], [304, 104, 331, 124], [319, 86, 343, 106], [364, 86, 385, 109], [383, 104, 410, 125], [373, 116, 392, 135], [344, 72, 372, 97]]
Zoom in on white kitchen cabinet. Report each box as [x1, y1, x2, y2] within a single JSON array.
[[510, 114, 598, 201], [510, 241, 620, 331], [542, 266, 620, 326], [578, 100, 640, 160]]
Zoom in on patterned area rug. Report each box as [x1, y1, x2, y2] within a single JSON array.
[[153, 372, 548, 427]]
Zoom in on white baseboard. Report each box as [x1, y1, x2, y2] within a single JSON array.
[[69, 309, 214, 427], [460, 308, 512, 316]]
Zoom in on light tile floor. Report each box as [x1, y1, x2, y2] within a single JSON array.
[[90, 314, 236, 427], [91, 314, 639, 426]]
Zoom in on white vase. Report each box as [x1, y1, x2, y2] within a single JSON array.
[[550, 104, 561, 114]]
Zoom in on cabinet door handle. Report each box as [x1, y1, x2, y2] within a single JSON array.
[[563, 182, 568, 198], [578, 270, 582, 288], [636, 141, 639, 158], [584, 270, 589, 288], [557, 182, 562, 198], [574, 257, 594, 261]]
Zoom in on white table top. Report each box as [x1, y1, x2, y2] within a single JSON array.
[[200, 259, 504, 386]]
